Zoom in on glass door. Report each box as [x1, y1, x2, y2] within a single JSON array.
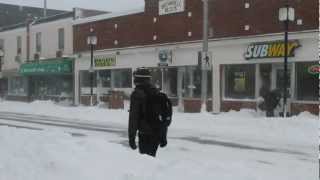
[[272, 64, 292, 98]]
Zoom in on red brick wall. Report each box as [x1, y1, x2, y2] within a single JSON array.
[[74, 0, 318, 53], [291, 103, 319, 115], [6, 96, 30, 102], [221, 101, 257, 112], [210, 0, 318, 37], [80, 95, 97, 106]]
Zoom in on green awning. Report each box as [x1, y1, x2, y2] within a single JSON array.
[[20, 58, 74, 76]]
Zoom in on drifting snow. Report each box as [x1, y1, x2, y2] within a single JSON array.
[[0, 100, 317, 180]]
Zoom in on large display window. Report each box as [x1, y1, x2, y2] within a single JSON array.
[[224, 64, 255, 99], [8, 76, 28, 96], [98, 68, 132, 88], [295, 62, 319, 101]]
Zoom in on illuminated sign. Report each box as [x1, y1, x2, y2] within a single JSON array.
[[159, 0, 185, 15], [245, 40, 300, 60], [94, 56, 116, 67], [158, 49, 172, 67], [308, 65, 320, 75]]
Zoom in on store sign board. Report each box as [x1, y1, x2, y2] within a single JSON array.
[[245, 40, 300, 60], [20, 59, 73, 75], [159, 0, 185, 15], [198, 51, 212, 70], [158, 49, 172, 66], [308, 65, 320, 75], [94, 56, 116, 67]]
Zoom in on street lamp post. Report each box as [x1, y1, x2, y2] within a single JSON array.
[[278, 4, 295, 117], [87, 27, 97, 106]]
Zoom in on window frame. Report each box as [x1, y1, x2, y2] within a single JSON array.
[[36, 32, 42, 53], [223, 64, 256, 100], [17, 36, 22, 55], [58, 28, 65, 51], [294, 61, 319, 102]]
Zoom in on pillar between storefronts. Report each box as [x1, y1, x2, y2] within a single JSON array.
[[212, 61, 220, 114]]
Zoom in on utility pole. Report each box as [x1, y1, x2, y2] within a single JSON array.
[[201, 0, 209, 112], [44, 0, 47, 17]]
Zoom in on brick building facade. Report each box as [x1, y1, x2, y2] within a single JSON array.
[[73, 0, 319, 115], [74, 0, 318, 53]]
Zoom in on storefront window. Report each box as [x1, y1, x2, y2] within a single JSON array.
[[98, 70, 111, 87], [113, 69, 132, 88], [97, 69, 132, 88], [150, 68, 162, 90], [225, 64, 255, 99], [163, 68, 178, 97], [183, 66, 202, 98], [8, 76, 28, 96], [80, 70, 97, 87], [296, 62, 319, 101], [149, 67, 178, 97], [30, 76, 73, 98]]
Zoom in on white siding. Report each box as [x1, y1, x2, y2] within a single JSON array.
[[0, 17, 73, 72], [0, 28, 26, 70], [30, 18, 73, 59]]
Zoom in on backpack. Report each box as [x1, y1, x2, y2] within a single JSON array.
[[145, 91, 173, 129]]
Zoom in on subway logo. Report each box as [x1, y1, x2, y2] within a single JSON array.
[[245, 40, 300, 60]]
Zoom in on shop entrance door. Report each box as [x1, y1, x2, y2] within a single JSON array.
[[271, 64, 291, 97], [271, 64, 292, 113]]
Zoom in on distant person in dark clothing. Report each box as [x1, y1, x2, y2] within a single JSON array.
[[261, 89, 282, 117], [128, 68, 168, 157]]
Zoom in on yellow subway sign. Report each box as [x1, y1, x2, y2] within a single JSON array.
[[245, 40, 300, 60], [94, 56, 116, 67]]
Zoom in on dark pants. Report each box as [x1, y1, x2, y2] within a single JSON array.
[[138, 133, 159, 157]]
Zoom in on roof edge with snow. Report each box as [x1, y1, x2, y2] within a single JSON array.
[[73, 7, 145, 25]]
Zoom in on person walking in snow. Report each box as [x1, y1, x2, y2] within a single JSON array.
[[128, 68, 171, 157], [262, 89, 282, 117]]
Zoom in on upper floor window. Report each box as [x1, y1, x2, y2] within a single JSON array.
[[58, 28, 65, 50], [17, 36, 22, 55], [36, 32, 42, 53]]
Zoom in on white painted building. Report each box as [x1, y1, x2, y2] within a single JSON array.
[[0, 12, 75, 102]]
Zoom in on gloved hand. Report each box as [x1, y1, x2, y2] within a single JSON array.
[[159, 138, 167, 148], [129, 137, 137, 150]]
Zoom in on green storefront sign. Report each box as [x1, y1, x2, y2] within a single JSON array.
[[94, 56, 116, 67], [20, 58, 73, 75]]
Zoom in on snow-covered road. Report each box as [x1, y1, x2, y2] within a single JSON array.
[[0, 100, 317, 180]]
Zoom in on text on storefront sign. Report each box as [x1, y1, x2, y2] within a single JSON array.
[[94, 56, 116, 67], [245, 40, 300, 60], [159, 0, 185, 15]]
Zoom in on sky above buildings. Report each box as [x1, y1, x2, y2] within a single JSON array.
[[0, 0, 145, 12]]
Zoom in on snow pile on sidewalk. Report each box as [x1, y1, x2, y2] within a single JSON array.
[[0, 100, 317, 180], [0, 126, 161, 180], [0, 100, 317, 146]]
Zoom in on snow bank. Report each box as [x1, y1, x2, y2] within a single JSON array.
[[0, 100, 317, 148], [0, 100, 317, 180]]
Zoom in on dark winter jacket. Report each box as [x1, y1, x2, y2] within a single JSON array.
[[263, 90, 281, 111], [128, 83, 161, 141]]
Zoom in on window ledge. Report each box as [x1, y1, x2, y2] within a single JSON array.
[[291, 100, 319, 105], [222, 98, 256, 102]]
